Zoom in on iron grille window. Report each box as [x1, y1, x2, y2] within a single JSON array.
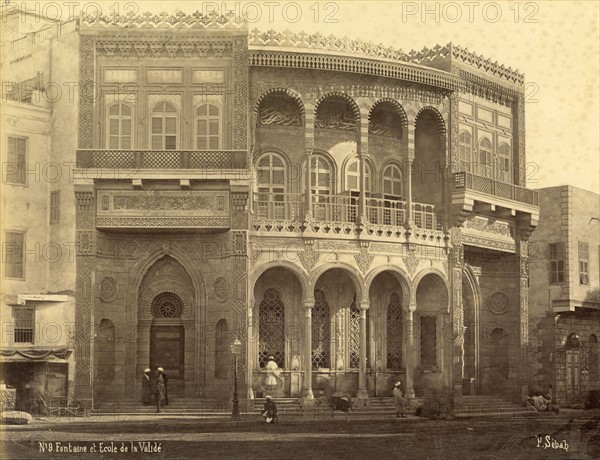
[[312, 289, 330, 368], [14, 307, 34, 343], [549, 242, 565, 284], [3, 231, 24, 279], [258, 287, 285, 368], [348, 299, 360, 368], [579, 242, 589, 285], [386, 293, 403, 370]]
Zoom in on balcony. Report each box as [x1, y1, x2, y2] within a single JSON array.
[[75, 149, 248, 179], [452, 171, 539, 236], [252, 192, 439, 238]]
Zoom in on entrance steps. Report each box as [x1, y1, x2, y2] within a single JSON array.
[[90, 395, 528, 418]]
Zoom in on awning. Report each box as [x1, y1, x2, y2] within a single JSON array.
[[0, 348, 72, 360]]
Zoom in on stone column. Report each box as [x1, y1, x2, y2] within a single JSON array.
[[405, 115, 415, 225], [247, 298, 255, 399], [450, 228, 465, 398], [305, 148, 313, 220], [302, 300, 314, 400], [404, 303, 416, 398], [357, 300, 369, 399], [518, 238, 529, 399]]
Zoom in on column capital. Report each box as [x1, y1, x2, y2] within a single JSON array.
[[358, 300, 370, 311], [303, 299, 314, 309], [407, 302, 417, 313]]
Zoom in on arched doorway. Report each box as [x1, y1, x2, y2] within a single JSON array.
[[462, 269, 480, 393], [150, 292, 185, 398], [137, 256, 198, 400]]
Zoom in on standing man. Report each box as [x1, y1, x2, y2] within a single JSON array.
[[157, 367, 169, 406], [142, 368, 152, 406], [393, 381, 407, 418], [264, 356, 280, 392], [155, 377, 166, 413]]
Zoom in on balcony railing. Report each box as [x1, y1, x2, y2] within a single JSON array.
[[454, 171, 538, 206], [255, 192, 305, 221], [366, 197, 407, 227], [76, 149, 248, 170], [253, 192, 438, 230]]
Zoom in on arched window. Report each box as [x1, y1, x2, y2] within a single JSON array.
[[196, 103, 221, 149], [312, 289, 331, 369], [459, 131, 471, 171], [345, 158, 371, 193], [108, 103, 132, 149], [497, 142, 511, 183], [151, 102, 178, 150], [386, 293, 403, 370], [215, 319, 228, 379], [478, 138, 493, 178], [310, 154, 334, 221], [258, 287, 285, 368], [256, 153, 287, 219], [588, 334, 598, 383], [382, 164, 403, 198]]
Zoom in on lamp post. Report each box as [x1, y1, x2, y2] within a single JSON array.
[[230, 337, 242, 420]]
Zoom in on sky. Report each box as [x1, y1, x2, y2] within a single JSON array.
[[11, 1, 600, 194]]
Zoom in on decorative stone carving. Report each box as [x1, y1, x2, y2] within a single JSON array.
[[99, 276, 118, 303], [213, 276, 229, 303], [488, 292, 509, 315], [354, 247, 373, 273], [152, 292, 184, 318], [403, 254, 419, 276], [298, 246, 319, 271]]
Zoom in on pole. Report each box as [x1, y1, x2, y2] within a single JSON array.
[[232, 354, 240, 420]]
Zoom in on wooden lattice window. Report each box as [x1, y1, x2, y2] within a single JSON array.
[[386, 293, 403, 370], [312, 289, 331, 369], [3, 231, 24, 279], [258, 287, 285, 368], [6, 137, 27, 184]]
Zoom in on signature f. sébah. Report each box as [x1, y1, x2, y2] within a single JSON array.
[[535, 435, 569, 452]]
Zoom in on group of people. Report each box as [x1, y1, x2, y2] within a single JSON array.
[[142, 367, 169, 413]]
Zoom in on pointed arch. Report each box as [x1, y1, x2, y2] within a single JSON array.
[[415, 105, 446, 135]]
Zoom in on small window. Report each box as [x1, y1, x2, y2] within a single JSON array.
[[5, 137, 27, 185], [549, 242, 565, 285], [3, 231, 24, 279], [579, 242, 589, 285], [382, 164, 403, 198], [50, 191, 60, 224], [14, 307, 34, 343]]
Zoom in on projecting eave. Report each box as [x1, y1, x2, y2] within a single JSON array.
[[249, 47, 463, 92], [552, 299, 600, 313]]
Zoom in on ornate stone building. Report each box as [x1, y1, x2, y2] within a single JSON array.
[[2, 11, 540, 408]]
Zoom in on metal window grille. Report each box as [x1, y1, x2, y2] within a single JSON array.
[[258, 287, 285, 368]]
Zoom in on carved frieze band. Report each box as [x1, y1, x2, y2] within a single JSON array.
[[96, 217, 231, 228]]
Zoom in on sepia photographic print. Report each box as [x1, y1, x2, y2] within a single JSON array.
[[0, 1, 599, 458]]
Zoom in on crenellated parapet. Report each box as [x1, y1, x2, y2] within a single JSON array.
[[81, 11, 246, 29]]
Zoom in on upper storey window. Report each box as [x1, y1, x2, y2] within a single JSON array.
[[310, 154, 334, 196], [383, 164, 403, 198], [459, 131, 472, 172], [6, 137, 27, 185], [108, 103, 132, 149], [196, 103, 221, 150], [151, 102, 178, 150], [345, 158, 371, 193], [497, 142, 512, 183], [478, 138, 493, 178]]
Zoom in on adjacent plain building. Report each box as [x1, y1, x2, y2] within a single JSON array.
[[528, 186, 600, 406], [1, 9, 542, 410]]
